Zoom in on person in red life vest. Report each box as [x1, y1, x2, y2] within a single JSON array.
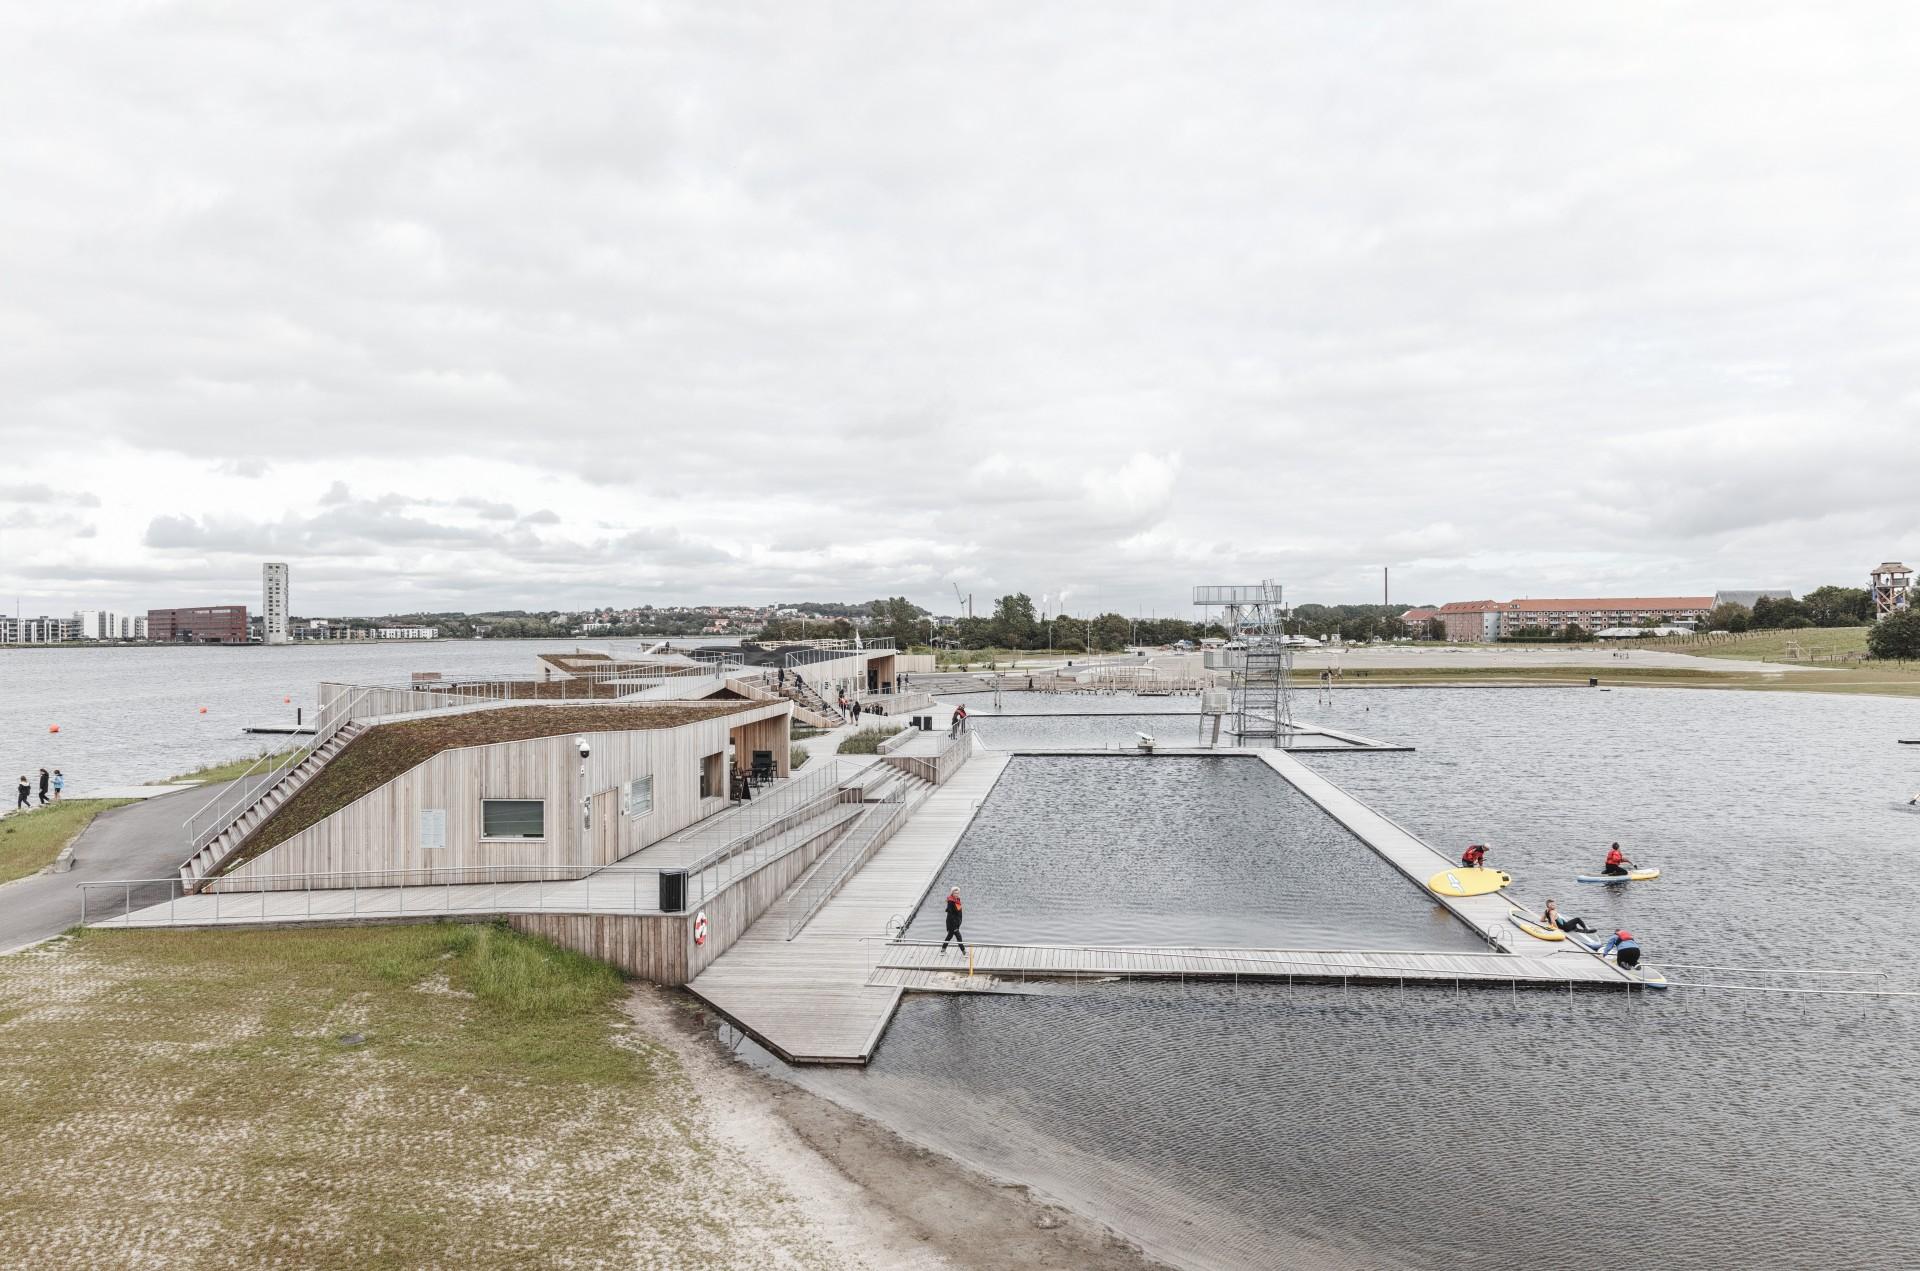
[[940, 886, 967, 954], [1597, 929, 1642, 969], [1601, 842, 1634, 877], [1460, 843, 1489, 869]]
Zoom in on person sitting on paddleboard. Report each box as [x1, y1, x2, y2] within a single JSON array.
[[1461, 843, 1489, 869], [1596, 929, 1642, 969], [1600, 843, 1633, 877], [1541, 899, 1595, 934]]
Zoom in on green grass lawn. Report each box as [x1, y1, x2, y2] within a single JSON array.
[[1647, 626, 1871, 663], [0, 799, 135, 884], [159, 748, 302, 784], [0, 923, 846, 1266]]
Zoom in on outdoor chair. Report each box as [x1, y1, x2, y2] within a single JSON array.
[[750, 750, 776, 786]]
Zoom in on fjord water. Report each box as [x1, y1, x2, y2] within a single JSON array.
[[0, 642, 614, 791], [790, 687, 1920, 1270]]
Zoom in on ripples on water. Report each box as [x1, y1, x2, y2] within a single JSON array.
[[906, 755, 1485, 951], [0, 642, 583, 790], [788, 687, 1920, 1270]]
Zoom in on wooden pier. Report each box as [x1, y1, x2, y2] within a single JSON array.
[[684, 750, 1012, 1063], [1252, 749, 1548, 953], [873, 940, 1632, 988]]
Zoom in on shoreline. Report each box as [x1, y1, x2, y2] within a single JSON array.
[[631, 984, 1170, 1271]]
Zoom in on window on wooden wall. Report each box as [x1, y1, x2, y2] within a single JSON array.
[[698, 752, 724, 799], [624, 776, 653, 817], [480, 799, 545, 840]]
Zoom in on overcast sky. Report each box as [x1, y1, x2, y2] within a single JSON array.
[[2, 3, 1916, 619]]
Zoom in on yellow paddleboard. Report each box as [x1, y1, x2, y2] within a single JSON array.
[[1508, 910, 1566, 942], [1427, 867, 1511, 898]]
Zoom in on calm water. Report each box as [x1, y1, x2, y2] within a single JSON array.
[[0, 641, 624, 792], [771, 687, 1920, 1270], [905, 755, 1485, 951]]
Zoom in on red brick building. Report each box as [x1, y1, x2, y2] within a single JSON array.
[[1432, 596, 1714, 641], [148, 605, 250, 644]]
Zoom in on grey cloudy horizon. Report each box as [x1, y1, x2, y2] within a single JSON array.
[[3, 2, 1917, 620]]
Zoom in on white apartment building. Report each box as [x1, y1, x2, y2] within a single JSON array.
[[376, 626, 439, 640], [3, 616, 76, 643], [263, 562, 290, 645]]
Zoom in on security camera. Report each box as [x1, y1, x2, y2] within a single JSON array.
[[575, 736, 591, 759]]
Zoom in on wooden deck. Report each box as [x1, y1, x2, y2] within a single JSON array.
[[685, 749, 1012, 1063], [874, 940, 1631, 988], [1253, 749, 1556, 954]]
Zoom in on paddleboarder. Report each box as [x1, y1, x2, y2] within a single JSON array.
[[1596, 929, 1643, 969], [1541, 899, 1595, 934], [1600, 843, 1633, 877], [940, 886, 967, 955], [1460, 843, 1489, 869]]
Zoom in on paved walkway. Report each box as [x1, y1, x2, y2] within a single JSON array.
[[0, 782, 233, 954], [687, 748, 1011, 1063]]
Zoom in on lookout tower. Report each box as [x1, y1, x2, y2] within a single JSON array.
[[1871, 561, 1912, 621], [1193, 581, 1292, 747]]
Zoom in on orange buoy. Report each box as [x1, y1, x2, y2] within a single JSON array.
[[282, 696, 291, 704], [199, 707, 208, 714], [49, 724, 59, 733]]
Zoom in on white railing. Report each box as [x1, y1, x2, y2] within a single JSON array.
[[883, 728, 971, 785], [786, 798, 913, 939], [181, 684, 379, 852], [79, 864, 675, 926], [671, 762, 854, 897]]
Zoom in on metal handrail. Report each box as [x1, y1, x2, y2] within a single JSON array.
[[674, 761, 851, 887], [181, 683, 378, 851], [78, 864, 676, 927], [786, 797, 912, 939]]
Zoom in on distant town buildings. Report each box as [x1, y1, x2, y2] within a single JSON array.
[[1431, 596, 1718, 641], [148, 605, 251, 644], [263, 562, 290, 645]]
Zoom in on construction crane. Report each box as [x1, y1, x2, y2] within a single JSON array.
[[952, 583, 972, 620]]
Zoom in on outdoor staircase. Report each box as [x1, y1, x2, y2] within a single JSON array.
[[178, 721, 368, 890], [783, 680, 847, 727]]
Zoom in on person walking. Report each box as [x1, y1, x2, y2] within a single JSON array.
[[940, 887, 967, 954], [777, 666, 786, 690], [955, 704, 968, 732], [37, 768, 50, 806], [50, 770, 62, 801], [15, 776, 29, 811], [851, 699, 862, 723]]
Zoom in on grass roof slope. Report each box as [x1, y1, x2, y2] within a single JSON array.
[[215, 702, 764, 877]]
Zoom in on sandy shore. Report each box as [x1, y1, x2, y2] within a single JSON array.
[[628, 984, 1168, 1271]]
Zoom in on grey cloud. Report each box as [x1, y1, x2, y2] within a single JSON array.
[[0, 483, 101, 508], [4, 5, 1919, 611]]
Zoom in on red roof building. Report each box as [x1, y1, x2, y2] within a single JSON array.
[[1431, 596, 1714, 641]]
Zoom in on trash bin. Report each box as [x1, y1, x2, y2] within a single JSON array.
[[659, 868, 687, 913]]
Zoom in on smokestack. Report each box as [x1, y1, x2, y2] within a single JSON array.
[[1384, 567, 1389, 608]]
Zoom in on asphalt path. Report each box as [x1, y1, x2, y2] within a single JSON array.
[[0, 781, 233, 953]]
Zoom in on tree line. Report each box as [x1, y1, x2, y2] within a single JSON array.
[[1696, 586, 1876, 633]]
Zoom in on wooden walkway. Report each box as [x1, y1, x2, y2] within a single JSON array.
[[685, 749, 1012, 1063], [1252, 749, 1634, 975], [874, 940, 1630, 988]]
